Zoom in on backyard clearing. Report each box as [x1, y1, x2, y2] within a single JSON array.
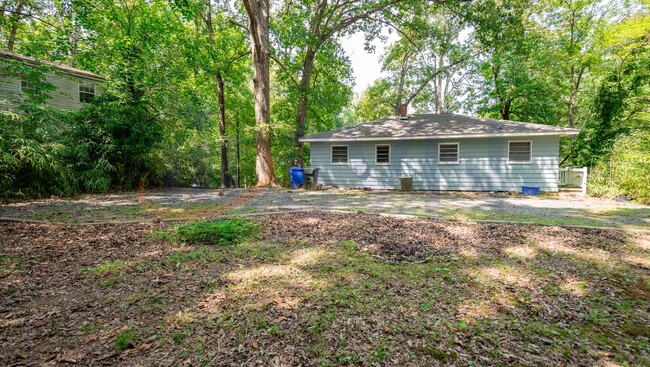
[[1, 211, 649, 366], [1, 188, 649, 229]]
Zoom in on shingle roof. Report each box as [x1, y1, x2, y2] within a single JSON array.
[[300, 113, 579, 142], [0, 51, 104, 83]]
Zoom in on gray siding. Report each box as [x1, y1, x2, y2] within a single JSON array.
[[309, 136, 560, 192], [0, 72, 98, 111]]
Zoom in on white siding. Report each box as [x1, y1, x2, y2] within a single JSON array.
[[0, 72, 99, 111], [309, 136, 560, 192]]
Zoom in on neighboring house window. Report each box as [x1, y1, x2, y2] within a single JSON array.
[[508, 141, 532, 163], [79, 83, 95, 103], [375, 144, 390, 164], [439, 143, 459, 164], [20, 81, 40, 95], [331, 145, 349, 164]]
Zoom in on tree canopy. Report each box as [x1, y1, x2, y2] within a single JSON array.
[[0, 0, 648, 201]]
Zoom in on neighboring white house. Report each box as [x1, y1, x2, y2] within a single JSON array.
[[0, 50, 104, 111], [300, 113, 580, 192]]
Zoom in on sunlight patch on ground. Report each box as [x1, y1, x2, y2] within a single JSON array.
[[631, 236, 650, 251], [535, 240, 616, 266], [459, 247, 480, 258], [457, 299, 497, 324], [300, 217, 322, 226], [199, 249, 332, 313], [623, 254, 650, 269], [165, 310, 198, 328], [560, 278, 589, 297], [445, 223, 478, 241], [503, 245, 537, 259], [289, 248, 329, 265], [472, 265, 533, 287]]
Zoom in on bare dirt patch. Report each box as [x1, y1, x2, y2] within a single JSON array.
[[1, 212, 648, 366]]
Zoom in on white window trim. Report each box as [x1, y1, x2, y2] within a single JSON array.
[[438, 142, 460, 165], [508, 140, 533, 164], [331, 145, 349, 165], [375, 144, 391, 165], [20, 80, 40, 95], [78, 82, 96, 103]]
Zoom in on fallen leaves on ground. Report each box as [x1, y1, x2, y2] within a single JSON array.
[[0, 212, 648, 366]]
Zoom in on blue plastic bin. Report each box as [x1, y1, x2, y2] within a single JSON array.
[[521, 186, 540, 195], [290, 167, 304, 189]]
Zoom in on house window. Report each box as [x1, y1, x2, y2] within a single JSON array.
[[20, 81, 41, 95], [79, 83, 95, 103], [331, 145, 348, 164], [375, 144, 390, 164], [508, 141, 532, 163], [439, 143, 459, 164]]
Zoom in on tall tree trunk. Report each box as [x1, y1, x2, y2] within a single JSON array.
[[243, 0, 275, 187], [395, 51, 410, 115], [434, 55, 445, 113], [434, 76, 442, 113], [216, 72, 231, 188], [236, 117, 241, 188], [500, 99, 512, 120], [6, 0, 25, 51], [568, 67, 584, 128], [69, 27, 80, 67], [442, 76, 452, 113], [294, 47, 316, 159]]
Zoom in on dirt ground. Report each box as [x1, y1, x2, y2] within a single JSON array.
[[1, 188, 648, 229], [1, 212, 648, 366]]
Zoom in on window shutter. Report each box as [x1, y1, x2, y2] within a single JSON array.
[[376, 145, 390, 164], [509, 142, 532, 163], [439, 143, 459, 163], [331, 146, 348, 164]]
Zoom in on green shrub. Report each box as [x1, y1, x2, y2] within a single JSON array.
[[171, 218, 260, 245], [0, 107, 77, 198], [588, 132, 650, 204], [70, 95, 165, 190]]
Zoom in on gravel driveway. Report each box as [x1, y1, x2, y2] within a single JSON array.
[[1, 188, 648, 229]]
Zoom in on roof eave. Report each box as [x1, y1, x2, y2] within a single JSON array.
[[0, 51, 105, 82], [300, 130, 579, 143]]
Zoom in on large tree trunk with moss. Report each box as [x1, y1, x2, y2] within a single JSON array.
[[243, 0, 275, 187]]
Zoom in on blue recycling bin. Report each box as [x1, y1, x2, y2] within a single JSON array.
[[522, 186, 540, 195], [290, 167, 304, 189]]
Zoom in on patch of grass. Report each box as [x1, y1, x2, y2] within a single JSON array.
[[0, 256, 24, 274], [82, 320, 102, 335], [337, 240, 361, 252], [172, 327, 192, 344], [116, 328, 136, 350], [83, 259, 148, 287], [85, 259, 141, 276], [372, 345, 388, 361], [419, 346, 455, 362], [419, 302, 433, 312], [596, 207, 650, 219], [438, 207, 639, 228], [165, 218, 260, 246]]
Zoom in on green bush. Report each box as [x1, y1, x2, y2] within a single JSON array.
[[0, 107, 77, 198], [588, 132, 650, 204], [70, 96, 165, 190], [171, 218, 260, 245]]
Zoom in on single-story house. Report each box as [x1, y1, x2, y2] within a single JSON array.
[[299, 112, 579, 192], [0, 50, 103, 111]]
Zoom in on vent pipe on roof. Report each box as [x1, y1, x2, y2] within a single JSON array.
[[398, 104, 408, 120]]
